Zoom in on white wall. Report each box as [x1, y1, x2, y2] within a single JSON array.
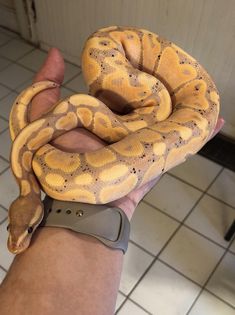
[[33, 0, 235, 139]]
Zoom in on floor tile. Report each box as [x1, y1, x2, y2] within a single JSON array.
[[144, 174, 202, 221], [208, 169, 235, 208], [0, 117, 8, 133], [131, 260, 200, 315], [0, 128, 11, 160], [64, 61, 80, 84], [118, 299, 149, 315], [189, 290, 235, 315], [0, 91, 18, 120], [0, 38, 33, 61], [206, 252, 235, 307], [119, 242, 153, 295], [15, 78, 34, 93], [0, 266, 6, 284], [18, 48, 47, 71], [0, 27, 18, 39], [130, 202, 179, 255], [168, 154, 222, 190], [160, 226, 225, 285], [60, 86, 74, 99], [0, 63, 34, 90], [0, 32, 11, 46], [0, 56, 10, 71], [0, 83, 11, 99], [0, 168, 18, 209], [65, 72, 88, 93], [0, 220, 15, 269], [0, 206, 7, 223], [229, 239, 235, 254], [115, 292, 126, 312], [185, 195, 235, 247], [0, 157, 9, 174]]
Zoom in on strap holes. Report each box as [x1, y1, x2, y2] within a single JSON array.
[[56, 209, 62, 213], [66, 209, 72, 214]]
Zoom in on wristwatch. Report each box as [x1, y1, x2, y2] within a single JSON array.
[[39, 196, 130, 254]]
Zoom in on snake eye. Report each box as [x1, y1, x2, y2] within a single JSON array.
[[27, 227, 33, 234]]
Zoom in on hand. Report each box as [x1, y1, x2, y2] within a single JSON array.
[[31, 48, 225, 220]]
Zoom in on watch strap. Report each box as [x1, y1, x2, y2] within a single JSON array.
[[39, 196, 130, 253]]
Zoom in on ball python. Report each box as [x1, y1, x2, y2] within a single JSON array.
[[7, 26, 219, 254]]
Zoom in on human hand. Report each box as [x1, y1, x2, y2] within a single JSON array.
[[31, 48, 224, 220]]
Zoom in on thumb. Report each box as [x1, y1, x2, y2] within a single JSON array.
[[30, 48, 65, 121]]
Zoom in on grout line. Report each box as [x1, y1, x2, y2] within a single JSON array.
[[186, 247, 235, 313], [129, 239, 155, 257], [0, 165, 10, 176], [116, 296, 153, 315], [0, 115, 9, 123], [0, 264, 7, 273], [205, 193, 235, 211], [123, 168, 225, 306], [63, 70, 82, 86]]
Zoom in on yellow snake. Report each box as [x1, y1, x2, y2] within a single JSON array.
[[7, 26, 219, 254]]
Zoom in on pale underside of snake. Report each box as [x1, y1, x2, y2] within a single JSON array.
[[7, 26, 219, 254]]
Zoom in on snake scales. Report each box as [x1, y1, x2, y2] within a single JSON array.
[[7, 26, 219, 254]]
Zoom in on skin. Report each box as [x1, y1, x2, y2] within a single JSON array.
[[0, 48, 224, 315]]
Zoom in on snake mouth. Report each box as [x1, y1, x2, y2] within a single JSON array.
[[7, 236, 30, 254]]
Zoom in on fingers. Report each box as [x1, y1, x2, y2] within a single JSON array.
[[30, 48, 65, 121]]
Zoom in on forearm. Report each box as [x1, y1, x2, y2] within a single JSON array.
[[0, 227, 123, 315]]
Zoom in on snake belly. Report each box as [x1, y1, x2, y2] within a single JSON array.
[[8, 26, 219, 253]]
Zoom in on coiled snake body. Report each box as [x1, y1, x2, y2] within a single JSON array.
[[8, 26, 219, 254]]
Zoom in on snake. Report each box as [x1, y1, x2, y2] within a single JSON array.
[[7, 26, 219, 254]]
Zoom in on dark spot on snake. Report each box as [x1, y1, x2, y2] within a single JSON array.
[[27, 227, 33, 234]]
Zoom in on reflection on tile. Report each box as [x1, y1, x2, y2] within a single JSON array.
[[208, 169, 235, 208], [0, 220, 15, 269], [159, 226, 225, 285], [130, 202, 179, 255], [131, 260, 200, 315], [169, 154, 222, 190], [206, 252, 235, 307], [118, 299, 149, 314], [119, 243, 153, 295], [189, 290, 235, 315], [144, 174, 202, 221], [185, 195, 235, 247], [0, 39, 33, 61]]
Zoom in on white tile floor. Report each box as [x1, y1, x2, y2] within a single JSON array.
[[0, 27, 234, 315]]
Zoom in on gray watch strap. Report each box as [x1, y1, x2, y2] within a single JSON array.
[[39, 196, 130, 253]]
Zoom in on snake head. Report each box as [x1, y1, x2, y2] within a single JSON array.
[[7, 196, 44, 254]]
